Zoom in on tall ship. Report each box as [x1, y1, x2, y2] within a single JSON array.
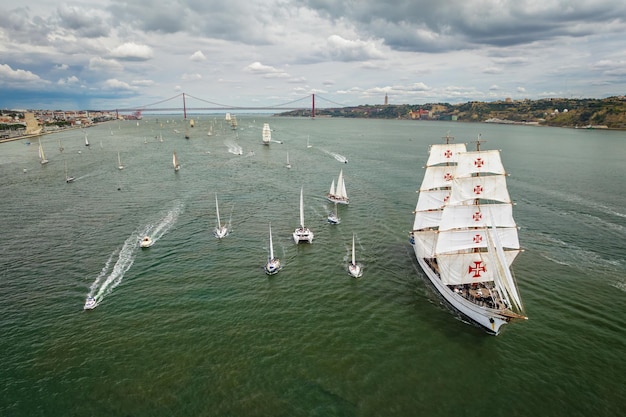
[[262, 123, 271, 145], [409, 135, 527, 335]]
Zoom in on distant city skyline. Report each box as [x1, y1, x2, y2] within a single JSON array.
[[2, 1, 626, 110]]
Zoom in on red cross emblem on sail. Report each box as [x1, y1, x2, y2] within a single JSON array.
[[443, 194, 450, 203], [444, 149, 453, 158], [472, 212, 482, 221], [474, 157, 484, 168], [468, 261, 486, 278], [443, 172, 453, 182], [473, 185, 483, 195], [473, 234, 483, 244]]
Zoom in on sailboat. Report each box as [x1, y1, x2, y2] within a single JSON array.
[[327, 202, 340, 224], [58, 139, 64, 153], [64, 161, 75, 183], [231, 115, 238, 130], [173, 151, 180, 171], [307, 135, 312, 148], [409, 134, 527, 335], [262, 123, 271, 145], [326, 169, 349, 204], [293, 187, 314, 244], [214, 193, 229, 239], [84, 131, 90, 147], [348, 233, 363, 278], [38, 139, 48, 164], [117, 151, 124, 170], [286, 152, 291, 169], [264, 223, 281, 275]]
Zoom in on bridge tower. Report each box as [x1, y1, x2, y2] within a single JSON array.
[[312, 94, 315, 119]]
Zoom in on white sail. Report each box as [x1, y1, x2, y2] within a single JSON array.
[[412, 230, 438, 258], [412, 210, 442, 231], [426, 142, 467, 166], [336, 170, 348, 200], [435, 227, 519, 254], [419, 165, 457, 191], [415, 189, 451, 212], [117, 151, 124, 170], [455, 150, 506, 178], [329, 179, 336, 196], [269, 223, 275, 260], [448, 175, 511, 205], [225, 113, 231, 121], [262, 123, 271, 144], [38, 140, 48, 164], [173, 151, 180, 170], [439, 203, 515, 231], [299, 187, 305, 228], [437, 250, 520, 285]]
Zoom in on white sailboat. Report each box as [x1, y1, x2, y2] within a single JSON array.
[[307, 135, 312, 148], [293, 187, 314, 244], [117, 151, 124, 170], [409, 135, 527, 335], [348, 233, 363, 278], [173, 151, 180, 171], [262, 123, 271, 145], [84, 131, 90, 147], [286, 152, 291, 169], [38, 139, 48, 164], [326, 169, 349, 204], [64, 161, 75, 183], [214, 193, 228, 239], [264, 223, 281, 275]]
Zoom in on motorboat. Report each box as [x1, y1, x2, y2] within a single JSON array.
[[84, 296, 97, 310], [140, 236, 153, 247]]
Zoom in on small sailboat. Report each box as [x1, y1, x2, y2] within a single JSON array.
[[140, 236, 153, 248], [327, 202, 340, 224], [64, 161, 75, 183], [38, 139, 48, 164], [207, 125, 213, 136], [293, 187, 314, 244], [117, 151, 124, 170], [173, 151, 180, 171], [231, 115, 238, 130], [409, 134, 527, 335], [307, 135, 312, 148], [84, 296, 97, 310], [214, 193, 229, 239], [348, 233, 363, 278], [264, 223, 281, 275], [58, 139, 64, 153], [84, 131, 90, 147], [262, 123, 271, 145], [286, 152, 291, 169], [326, 169, 349, 204]]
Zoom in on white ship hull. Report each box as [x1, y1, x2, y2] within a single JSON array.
[[414, 254, 511, 335]]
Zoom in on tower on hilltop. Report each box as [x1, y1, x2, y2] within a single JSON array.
[[384, 93, 388, 105]]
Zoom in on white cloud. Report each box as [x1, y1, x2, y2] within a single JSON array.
[[89, 57, 123, 72], [57, 76, 80, 85], [0, 64, 43, 83], [181, 73, 202, 81], [109, 42, 153, 61], [104, 79, 135, 90], [190, 50, 206, 62], [245, 62, 290, 78]]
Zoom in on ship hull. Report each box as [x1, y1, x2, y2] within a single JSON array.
[[414, 251, 510, 335]]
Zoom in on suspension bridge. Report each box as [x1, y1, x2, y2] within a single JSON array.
[[107, 93, 344, 118]]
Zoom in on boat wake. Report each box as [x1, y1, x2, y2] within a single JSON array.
[[85, 231, 140, 309], [320, 148, 348, 163], [84, 202, 184, 309], [143, 201, 185, 245], [224, 140, 243, 155]]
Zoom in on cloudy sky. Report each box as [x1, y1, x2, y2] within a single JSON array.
[[1, 0, 626, 111]]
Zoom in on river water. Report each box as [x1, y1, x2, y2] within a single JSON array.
[[0, 116, 624, 416]]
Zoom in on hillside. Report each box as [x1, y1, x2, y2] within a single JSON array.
[[277, 96, 626, 129]]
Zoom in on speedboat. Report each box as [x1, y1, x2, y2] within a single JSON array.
[[140, 236, 153, 247], [84, 296, 97, 310]]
